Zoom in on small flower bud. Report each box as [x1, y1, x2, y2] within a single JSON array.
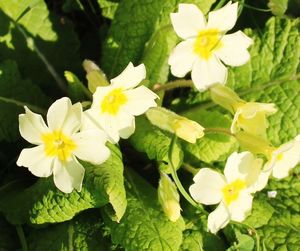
[[158, 172, 181, 222], [82, 59, 109, 92], [146, 107, 204, 143]]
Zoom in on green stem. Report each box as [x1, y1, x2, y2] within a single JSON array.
[[182, 163, 199, 176], [168, 135, 206, 213], [153, 80, 194, 93], [213, 0, 227, 10], [16, 225, 28, 251], [204, 127, 235, 137]]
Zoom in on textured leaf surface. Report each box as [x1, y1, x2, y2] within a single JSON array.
[[0, 145, 126, 224], [0, 60, 49, 142], [97, 0, 119, 19], [0, 0, 80, 88], [182, 110, 238, 164], [268, 0, 288, 15], [129, 116, 183, 172], [103, 169, 185, 251], [28, 211, 109, 251]]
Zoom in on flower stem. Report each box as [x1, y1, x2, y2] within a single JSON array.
[[204, 127, 235, 137], [168, 135, 206, 213], [182, 163, 199, 176], [16, 225, 28, 251], [153, 80, 194, 93]]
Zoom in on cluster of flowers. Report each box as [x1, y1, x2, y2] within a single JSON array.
[[17, 1, 300, 234]]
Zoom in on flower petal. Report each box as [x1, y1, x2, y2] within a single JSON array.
[[271, 139, 300, 179], [216, 31, 253, 66], [228, 191, 253, 222], [224, 151, 260, 184], [53, 157, 85, 193], [207, 202, 230, 234], [72, 129, 110, 165], [124, 86, 158, 116], [17, 145, 54, 177], [189, 168, 226, 205], [115, 110, 135, 139], [168, 39, 197, 77], [170, 4, 206, 39], [110, 62, 146, 89], [191, 56, 227, 91], [207, 1, 238, 31], [19, 106, 49, 144], [47, 97, 81, 134]]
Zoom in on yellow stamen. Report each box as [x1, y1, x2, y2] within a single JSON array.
[[194, 29, 222, 60], [222, 179, 246, 205], [41, 130, 77, 161], [101, 88, 127, 115]]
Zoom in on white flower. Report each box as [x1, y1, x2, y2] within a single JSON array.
[[231, 102, 277, 138], [189, 152, 267, 233], [16, 97, 110, 193], [168, 2, 253, 91], [264, 135, 300, 179], [83, 62, 158, 143]]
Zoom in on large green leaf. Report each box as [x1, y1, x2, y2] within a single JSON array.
[[0, 215, 18, 251], [0, 145, 126, 224], [103, 169, 185, 251], [0, 0, 80, 89], [0, 60, 50, 142], [28, 210, 109, 251], [129, 116, 183, 173], [101, 0, 216, 83]]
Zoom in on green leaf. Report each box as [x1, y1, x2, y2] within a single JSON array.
[[103, 169, 185, 251], [97, 0, 119, 19], [0, 145, 126, 224], [129, 116, 183, 173], [182, 110, 238, 164], [0, 215, 18, 250], [0, 0, 80, 88], [255, 174, 300, 250], [0, 60, 49, 142], [101, 0, 216, 82], [28, 210, 109, 251], [180, 230, 203, 251], [268, 0, 288, 16], [227, 233, 255, 251]]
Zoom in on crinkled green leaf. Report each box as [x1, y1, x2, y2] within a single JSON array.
[[129, 116, 183, 173], [28, 210, 109, 251], [268, 0, 288, 16], [0, 0, 80, 88], [254, 174, 300, 250], [227, 233, 255, 251], [101, 0, 216, 82], [0, 60, 49, 142], [180, 230, 203, 251], [97, 0, 119, 19], [182, 110, 238, 164], [0, 145, 126, 224], [103, 169, 185, 251]]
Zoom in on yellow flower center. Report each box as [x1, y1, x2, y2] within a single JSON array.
[[101, 88, 128, 115], [41, 130, 77, 161], [222, 179, 246, 205], [194, 29, 222, 60]]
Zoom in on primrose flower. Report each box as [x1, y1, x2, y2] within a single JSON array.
[[168, 2, 253, 91], [158, 172, 181, 222], [189, 152, 267, 233], [83, 62, 158, 143], [231, 102, 277, 138], [264, 135, 300, 179], [17, 98, 110, 193]]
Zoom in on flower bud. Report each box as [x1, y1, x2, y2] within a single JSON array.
[[146, 107, 204, 143], [83, 59, 109, 92], [158, 172, 181, 222]]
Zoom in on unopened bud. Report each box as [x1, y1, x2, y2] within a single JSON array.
[[146, 107, 204, 143], [158, 172, 181, 222], [82, 59, 109, 92]]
